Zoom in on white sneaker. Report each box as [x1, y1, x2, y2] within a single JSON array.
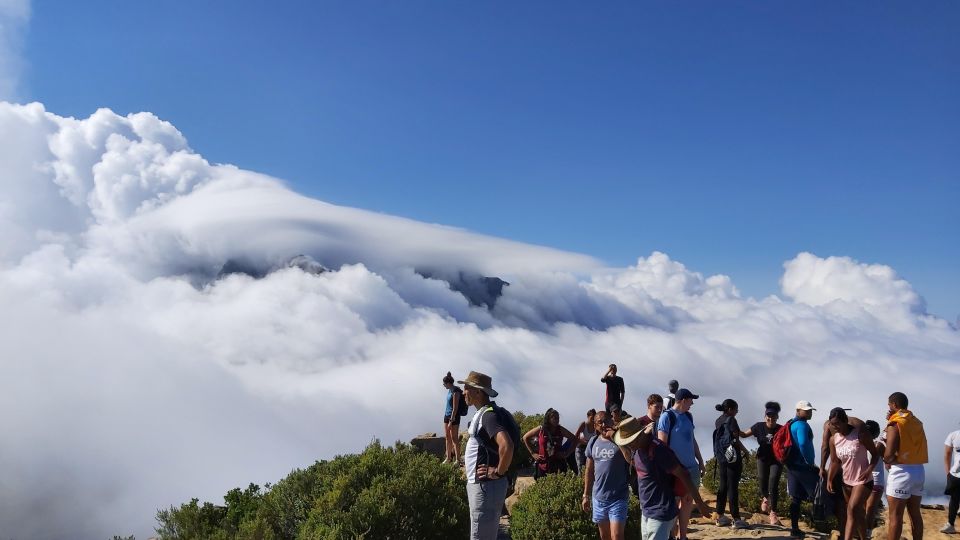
[[732, 520, 749, 530], [941, 524, 957, 534], [716, 515, 732, 526]]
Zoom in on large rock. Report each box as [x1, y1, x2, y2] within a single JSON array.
[[410, 432, 446, 459]]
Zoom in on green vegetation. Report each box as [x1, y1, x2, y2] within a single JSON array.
[[156, 441, 468, 540], [510, 471, 641, 540]]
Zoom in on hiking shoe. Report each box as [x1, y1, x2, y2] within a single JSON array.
[[761, 497, 770, 513], [789, 529, 804, 539], [941, 524, 957, 534], [769, 512, 780, 526], [732, 520, 749, 530], [716, 515, 732, 526]]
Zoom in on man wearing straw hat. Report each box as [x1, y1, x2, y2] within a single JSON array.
[[459, 371, 515, 540], [616, 416, 712, 540]]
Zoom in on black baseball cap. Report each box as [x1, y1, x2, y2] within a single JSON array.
[[676, 388, 699, 400]]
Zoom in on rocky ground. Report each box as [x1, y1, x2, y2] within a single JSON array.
[[498, 472, 953, 540]]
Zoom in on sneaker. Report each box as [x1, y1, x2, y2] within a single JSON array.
[[941, 524, 957, 534], [769, 512, 780, 526], [761, 497, 770, 513], [716, 515, 732, 527], [732, 519, 749, 530], [789, 529, 805, 539]]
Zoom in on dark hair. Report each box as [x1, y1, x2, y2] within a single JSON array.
[[647, 393, 664, 406], [715, 398, 738, 413], [586, 408, 596, 417], [542, 408, 559, 431], [865, 420, 881, 439], [889, 392, 908, 409], [442, 371, 454, 384], [765, 401, 781, 413], [668, 380, 679, 391], [829, 407, 848, 423]]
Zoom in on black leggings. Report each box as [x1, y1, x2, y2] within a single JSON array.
[[717, 459, 743, 519], [948, 474, 960, 526], [757, 458, 783, 511]]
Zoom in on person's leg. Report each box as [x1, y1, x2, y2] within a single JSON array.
[[758, 459, 771, 508], [906, 495, 923, 540], [769, 463, 783, 516], [949, 476, 960, 526], [608, 497, 628, 540], [729, 461, 743, 521], [576, 445, 586, 474], [594, 498, 613, 540], [845, 483, 871, 540], [444, 421, 452, 460], [471, 478, 508, 540], [886, 496, 906, 540], [716, 461, 730, 518], [643, 516, 673, 540], [833, 474, 847, 535], [598, 521, 613, 540], [678, 494, 694, 538], [865, 486, 882, 532]]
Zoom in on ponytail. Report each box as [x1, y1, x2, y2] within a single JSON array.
[[716, 398, 738, 414], [442, 371, 454, 384]]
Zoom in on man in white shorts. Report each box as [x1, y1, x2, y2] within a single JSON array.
[[883, 392, 928, 540]]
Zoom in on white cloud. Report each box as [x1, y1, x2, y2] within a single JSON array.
[[0, 102, 958, 539]]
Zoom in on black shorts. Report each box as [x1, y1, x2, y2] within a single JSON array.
[[946, 474, 960, 496], [443, 415, 461, 427]]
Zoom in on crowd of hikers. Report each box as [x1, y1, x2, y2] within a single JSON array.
[[444, 365, 960, 540]]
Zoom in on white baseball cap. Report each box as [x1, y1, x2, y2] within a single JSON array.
[[795, 400, 816, 411]]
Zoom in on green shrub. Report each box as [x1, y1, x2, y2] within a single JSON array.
[[510, 471, 641, 540], [297, 441, 468, 539], [158, 442, 467, 540]]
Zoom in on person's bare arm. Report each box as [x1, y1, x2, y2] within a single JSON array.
[[523, 426, 541, 460], [694, 438, 705, 474], [575, 422, 586, 444], [820, 421, 831, 474], [740, 427, 753, 438], [946, 444, 953, 476], [658, 430, 669, 444], [884, 424, 899, 464], [582, 456, 595, 512], [826, 435, 839, 493]]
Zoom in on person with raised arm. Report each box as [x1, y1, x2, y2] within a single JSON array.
[[884, 392, 928, 540]]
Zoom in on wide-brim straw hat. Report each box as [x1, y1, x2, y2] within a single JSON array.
[[457, 371, 498, 398], [613, 416, 653, 446]]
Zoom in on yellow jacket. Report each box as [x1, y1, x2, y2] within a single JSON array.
[[888, 410, 928, 465]]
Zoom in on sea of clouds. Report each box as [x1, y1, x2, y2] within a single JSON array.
[[0, 102, 958, 539]]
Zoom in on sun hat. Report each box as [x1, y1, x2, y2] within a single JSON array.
[[613, 416, 654, 446], [795, 400, 816, 411], [457, 371, 498, 398]]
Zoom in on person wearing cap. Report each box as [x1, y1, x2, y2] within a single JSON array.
[[665, 380, 679, 410], [740, 401, 784, 525], [784, 400, 819, 539], [458, 371, 514, 540], [601, 364, 625, 414], [582, 410, 631, 540], [884, 392, 927, 540], [826, 407, 879, 540], [943, 423, 960, 534], [616, 416, 712, 540], [656, 388, 705, 540]]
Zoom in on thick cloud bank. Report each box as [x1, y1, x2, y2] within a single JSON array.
[[0, 102, 957, 539]]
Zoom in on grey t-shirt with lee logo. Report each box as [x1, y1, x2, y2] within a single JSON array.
[[586, 435, 629, 503]]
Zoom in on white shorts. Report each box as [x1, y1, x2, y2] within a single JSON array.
[[886, 464, 925, 499]]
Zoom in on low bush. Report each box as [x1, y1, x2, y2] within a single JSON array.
[[510, 471, 641, 540], [157, 441, 468, 540]]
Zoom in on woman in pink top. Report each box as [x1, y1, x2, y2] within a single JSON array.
[[827, 407, 879, 540]]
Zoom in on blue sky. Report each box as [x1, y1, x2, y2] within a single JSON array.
[[19, 1, 959, 318]]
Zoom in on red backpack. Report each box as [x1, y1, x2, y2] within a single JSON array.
[[771, 419, 795, 463]]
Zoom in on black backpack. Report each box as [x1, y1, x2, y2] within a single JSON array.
[[713, 415, 738, 463], [455, 389, 468, 417], [476, 402, 521, 469]]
